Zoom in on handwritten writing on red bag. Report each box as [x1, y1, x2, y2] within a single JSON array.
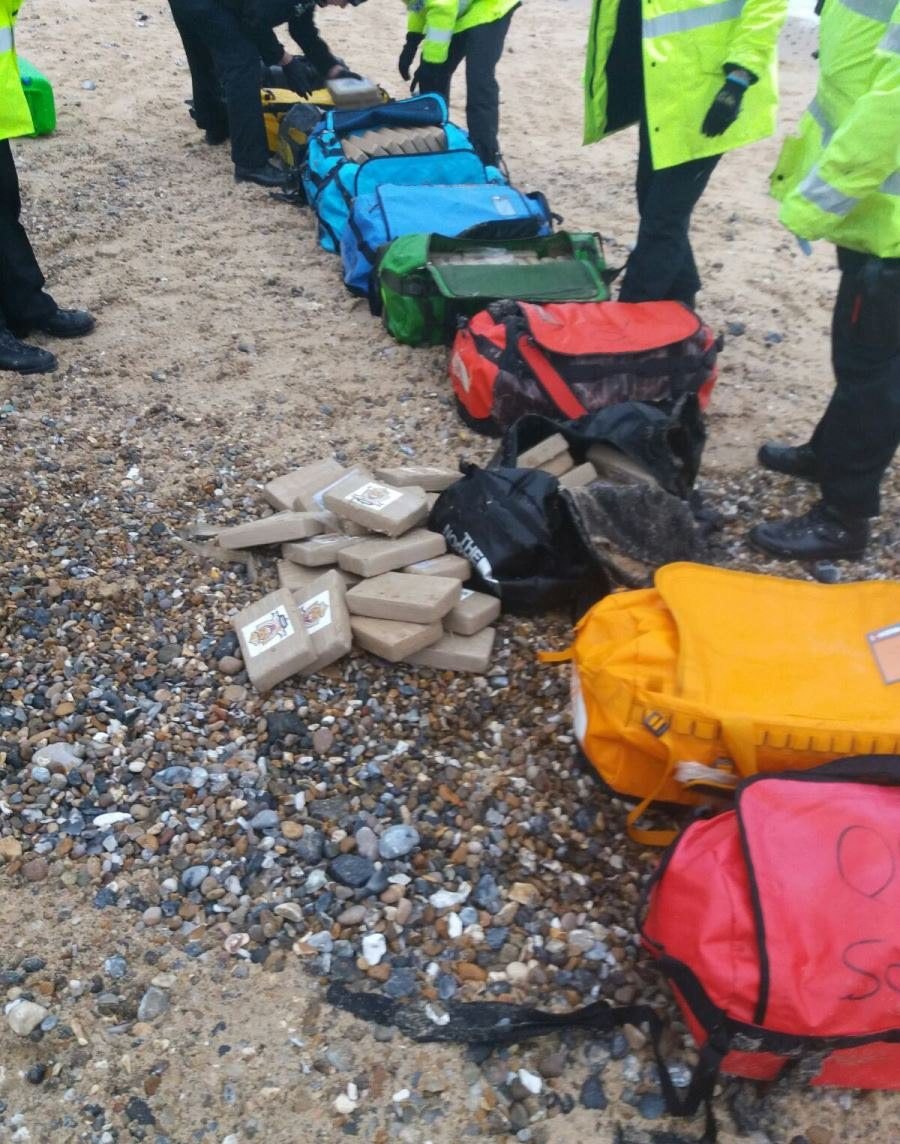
[[837, 824, 900, 1003]]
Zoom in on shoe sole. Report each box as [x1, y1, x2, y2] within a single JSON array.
[[757, 460, 817, 482], [748, 532, 866, 562], [0, 358, 58, 374]]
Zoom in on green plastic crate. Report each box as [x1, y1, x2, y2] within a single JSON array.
[[18, 56, 56, 137]]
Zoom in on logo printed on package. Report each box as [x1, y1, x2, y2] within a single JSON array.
[[244, 606, 294, 658], [867, 622, 900, 685], [300, 591, 332, 636], [347, 482, 403, 511]]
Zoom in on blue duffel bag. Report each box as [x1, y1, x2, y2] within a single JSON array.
[[340, 183, 556, 296], [302, 94, 506, 253]]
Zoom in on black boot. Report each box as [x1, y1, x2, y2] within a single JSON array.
[[234, 162, 291, 188], [16, 308, 96, 339], [757, 440, 817, 480], [749, 501, 870, 561], [0, 329, 57, 374]]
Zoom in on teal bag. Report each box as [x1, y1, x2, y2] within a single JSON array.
[[302, 94, 505, 253]]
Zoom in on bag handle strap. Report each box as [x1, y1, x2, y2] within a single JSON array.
[[516, 334, 588, 421]]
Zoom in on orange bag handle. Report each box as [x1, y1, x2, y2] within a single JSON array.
[[537, 647, 573, 664]]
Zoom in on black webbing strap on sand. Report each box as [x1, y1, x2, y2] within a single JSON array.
[[326, 983, 721, 1141]]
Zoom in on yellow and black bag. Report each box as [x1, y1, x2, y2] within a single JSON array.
[[544, 563, 900, 844], [260, 86, 332, 159]]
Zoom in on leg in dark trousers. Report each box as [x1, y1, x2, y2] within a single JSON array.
[[462, 13, 513, 166], [415, 13, 513, 167], [619, 118, 720, 307], [169, 0, 269, 171], [812, 248, 900, 518], [0, 139, 57, 329], [167, 0, 228, 136]]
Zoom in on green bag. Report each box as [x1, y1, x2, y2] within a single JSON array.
[[18, 57, 56, 137], [373, 231, 609, 347]]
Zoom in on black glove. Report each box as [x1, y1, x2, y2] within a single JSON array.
[[398, 32, 424, 81], [701, 74, 749, 137], [330, 66, 364, 81], [282, 56, 320, 98], [410, 59, 446, 94]]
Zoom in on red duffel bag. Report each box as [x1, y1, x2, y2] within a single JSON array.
[[448, 298, 719, 436], [643, 756, 900, 1099]]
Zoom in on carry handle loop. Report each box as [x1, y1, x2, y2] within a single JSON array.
[[516, 335, 588, 421], [719, 717, 758, 777], [536, 647, 572, 664]]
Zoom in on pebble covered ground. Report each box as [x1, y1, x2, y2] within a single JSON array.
[[2, 1, 899, 1141]]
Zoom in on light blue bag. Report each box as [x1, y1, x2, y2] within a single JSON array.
[[302, 94, 506, 252], [340, 183, 556, 296]]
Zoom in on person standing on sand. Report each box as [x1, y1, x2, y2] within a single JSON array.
[[167, 0, 357, 188], [397, 0, 520, 167], [0, 0, 95, 374], [583, 0, 787, 309], [750, 0, 899, 562]]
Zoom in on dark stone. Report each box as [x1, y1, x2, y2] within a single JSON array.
[[125, 1097, 156, 1125], [637, 1093, 666, 1119], [725, 321, 746, 337], [579, 1073, 607, 1111], [609, 1030, 629, 1060], [20, 956, 46, 973], [265, 711, 306, 745], [382, 968, 417, 999], [295, 829, 325, 863], [329, 855, 375, 889], [472, 873, 502, 913], [26, 1063, 47, 1085]]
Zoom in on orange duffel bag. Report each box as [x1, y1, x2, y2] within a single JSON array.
[[543, 562, 900, 843]]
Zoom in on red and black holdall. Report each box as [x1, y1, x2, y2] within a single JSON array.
[[643, 755, 900, 1111], [449, 298, 719, 436]]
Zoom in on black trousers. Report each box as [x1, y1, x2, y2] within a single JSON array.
[[168, 0, 269, 170], [619, 118, 720, 308], [0, 139, 56, 331], [811, 248, 900, 518], [422, 12, 514, 167]]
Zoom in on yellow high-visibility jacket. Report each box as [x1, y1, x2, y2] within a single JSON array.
[[584, 0, 787, 170], [772, 0, 900, 258], [404, 0, 519, 64], [0, 1, 33, 140]]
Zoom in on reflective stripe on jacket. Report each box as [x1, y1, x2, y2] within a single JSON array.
[[0, 1, 34, 140], [772, 0, 900, 257], [584, 0, 787, 170], [404, 0, 518, 63]]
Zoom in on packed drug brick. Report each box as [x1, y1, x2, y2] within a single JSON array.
[[294, 570, 353, 674], [351, 615, 443, 662], [443, 588, 501, 636], [374, 466, 459, 492], [346, 572, 461, 624], [233, 589, 316, 691], [277, 560, 358, 592], [217, 512, 326, 549], [405, 627, 496, 673], [282, 534, 356, 567], [538, 450, 575, 477], [324, 471, 429, 537], [559, 462, 598, 490], [338, 529, 445, 578], [586, 444, 656, 485], [263, 459, 348, 512], [403, 553, 470, 580], [516, 433, 570, 469]]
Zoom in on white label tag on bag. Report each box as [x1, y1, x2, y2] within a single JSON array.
[[868, 623, 900, 685]]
